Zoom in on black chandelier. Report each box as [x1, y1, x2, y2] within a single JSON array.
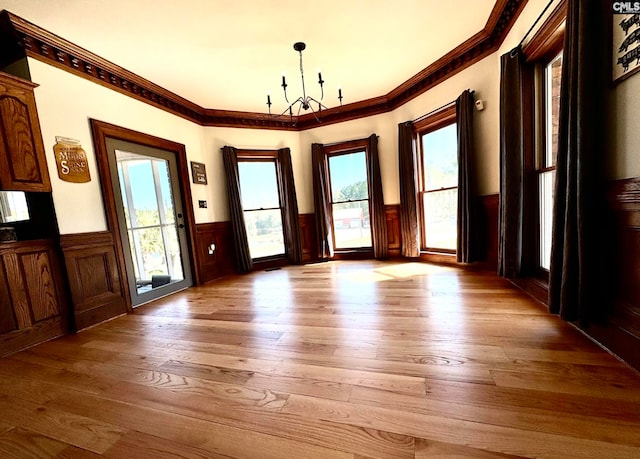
[[267, 42, 343, 121]]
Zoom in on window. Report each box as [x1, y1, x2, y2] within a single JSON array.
[[237, 156, 285, 259], [322, 140, 374, 251], [416, 106, 458, 253], [536, 52, 562, 271]]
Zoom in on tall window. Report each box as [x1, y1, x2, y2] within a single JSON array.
[[237, 157, 285, 259], [536, 51, 562, 271], [325, 141, 372, 250], [416, 107, 458, 253]]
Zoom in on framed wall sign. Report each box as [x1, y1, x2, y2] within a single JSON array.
[[53, 136, 91, 183], [190, 161, 208, 185], [612, 2, 640, 82]]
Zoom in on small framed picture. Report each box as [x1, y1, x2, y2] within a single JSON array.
[[190, 161, 208, 185], [612, 2, 640, 82]]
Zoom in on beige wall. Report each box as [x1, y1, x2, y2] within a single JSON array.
[[28, 0, 637, 235]]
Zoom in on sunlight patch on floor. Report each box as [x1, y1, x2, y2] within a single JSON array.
[[375, 262, 453, 279]]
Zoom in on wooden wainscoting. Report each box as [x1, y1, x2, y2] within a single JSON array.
[[583, 177, 640, 370], [299, 213, 318, 263], [60, 231, 127, 331], [385, 205, 401, 257], [382, 197, 499, 267], [193, 222, 235, 283], [478, 194, 499, 271]]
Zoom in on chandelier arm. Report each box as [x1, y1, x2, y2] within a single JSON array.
[[307, 96, 328, 111], [280, 97, 304, 117], [283, 85, 290, 104], [304, 101, 322, 123]]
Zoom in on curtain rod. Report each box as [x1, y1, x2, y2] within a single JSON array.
[[517, 0, 556, 48], [320, 135, 376, 148], [411, 89, 474, 124]]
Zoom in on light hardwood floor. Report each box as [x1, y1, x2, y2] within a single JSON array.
[[1, 260, 640, 458]]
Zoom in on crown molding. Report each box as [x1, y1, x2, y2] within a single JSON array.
[[0, 1, 528, 131]]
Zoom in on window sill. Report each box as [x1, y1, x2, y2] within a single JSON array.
[[332, 249, 373, 260], [418, 251, 457, 265]]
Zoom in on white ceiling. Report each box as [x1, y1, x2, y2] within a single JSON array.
[[0, 0, 496, 113]]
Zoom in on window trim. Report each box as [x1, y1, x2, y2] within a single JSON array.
[[322, 139, 374, 253], [236, 149, 287, 262], [513, 0, 566, 302], [414, 105, 457, 254]]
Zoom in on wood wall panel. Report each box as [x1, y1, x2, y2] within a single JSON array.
[[0, 257, 16, 334], [478, 194, 499, 271], [60, 231, 126, 331], [194, 222, 235, 283], [385, 205, 401, 257], [584, 177, 640, 370], [19, 250, 60, 322], [299, 214, 318, 263]]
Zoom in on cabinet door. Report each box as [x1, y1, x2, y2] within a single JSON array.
[[0, 72, 51, 192], [0, 241, 67, 357]]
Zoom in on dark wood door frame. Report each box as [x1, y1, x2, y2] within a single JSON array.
[[90, 119, 199, 312]]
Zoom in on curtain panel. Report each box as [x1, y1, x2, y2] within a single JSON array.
[[311, 143, 333, 260], [367, 134, 388, 259], [278, 147, 303, 264], [456, 89, 480, 263], [498, 47, 527, 278], [548, 0, 608, 324], [221, 146, 253, 273], [398, 121, 421, 257]]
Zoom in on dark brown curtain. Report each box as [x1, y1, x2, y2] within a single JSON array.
[[278, 147, 303, 264], [398, 121, 420, 257], [311, 143, 333, 259], [498, 47, 526, 278], [367, 134, 388, 259], [548, 0, 607, 324], [456, 89, 480, 263], [221, 146, 252, 273]]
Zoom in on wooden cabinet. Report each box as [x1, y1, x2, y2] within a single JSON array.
[[0, 71, 51, 192], [0, 239, 67, 357]]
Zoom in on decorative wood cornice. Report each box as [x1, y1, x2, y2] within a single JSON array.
[[0, 1, 529, 131]]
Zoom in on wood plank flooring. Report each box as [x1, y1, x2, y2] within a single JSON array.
[[1, 260, 640, 458]]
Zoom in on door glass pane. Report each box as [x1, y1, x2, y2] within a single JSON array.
[[244, 209, 285, 258], [422, 124, 458, 190], [539, 170, 555, 271], [238, 161, 280, 210], [127, 159, 160, 226], [423, 188, 457, 250], [157, 161, 176, 224], [131, 227, 168, 283], [332, 201, 371, 249], [328, 152, 368, 202], [116, 150, 186, 295]]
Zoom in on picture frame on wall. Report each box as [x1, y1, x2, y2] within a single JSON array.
[[612, 2, 640, 82], [190, 161, 208, 185]]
